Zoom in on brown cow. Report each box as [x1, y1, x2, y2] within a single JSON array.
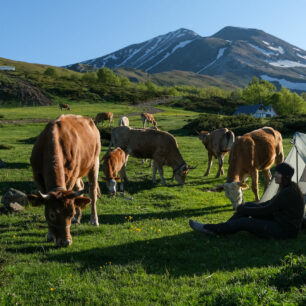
[[95, 112, 114, 127], [217, 127, 284, 209], [196, 128, 235, 178], [59, 103, 71, 111], [27, 114, 101, 247], [109, 126, 193, 185], [141, 113, 157, 129], [101, 147, 128, 194]]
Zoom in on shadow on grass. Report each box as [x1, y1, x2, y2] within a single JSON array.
[[0, 181, 36, 195], [81, 206, 233, 225], [17, 136, 38, 144], [0, 162, 30, 169], [40, 231, 306, 277]]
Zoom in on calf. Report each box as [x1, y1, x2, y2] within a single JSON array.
[[110, 126, 193, 185], [27, 114, 101, 247], [196, 128, 235, 178], [216, 127, 284, 209], [59, 103, 71, 111], [101, 147, 128, 194], [118, 116, 129, 127], [95, 112, 114, 127], [141, 113, 157, 129]]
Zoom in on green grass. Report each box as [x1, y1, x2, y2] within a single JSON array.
[[0, 103, 305, 305]]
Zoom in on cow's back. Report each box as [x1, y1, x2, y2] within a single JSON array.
[[31, 115, 101, 192]]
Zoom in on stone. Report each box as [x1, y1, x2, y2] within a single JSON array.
[[6, 202, 25, 213], [1, 188, 28, 207]]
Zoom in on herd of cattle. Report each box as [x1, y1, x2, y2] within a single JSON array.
[[27, 108, 284, 247]]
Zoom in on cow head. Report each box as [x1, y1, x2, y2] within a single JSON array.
[[195, 130, 210, 145], [105, 177, 121, 195], [27, 190, 91, 247], [215, 182, 249, 210], [173, 163, 196, 185]]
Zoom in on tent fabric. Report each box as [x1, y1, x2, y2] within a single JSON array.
[[260, 132, 306, 203]]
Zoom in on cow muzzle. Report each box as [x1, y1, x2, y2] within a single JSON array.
[[56, 237, 72, 248]]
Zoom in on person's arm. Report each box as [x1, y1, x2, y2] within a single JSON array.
[[237, 189, 290, 217]]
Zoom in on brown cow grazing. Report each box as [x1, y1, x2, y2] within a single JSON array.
[[101, 147, 128, 194], [109, 126, 194, 185], [59, 103, 71, 111], [141, 112, 157, 129], [27, 114, 101, 247], [216, 127, 284, 210], [118, 116, 129, 127], [196, 128, 235, 178], [95, 112, 114, 127]]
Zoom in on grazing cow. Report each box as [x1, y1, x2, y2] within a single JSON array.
[[118, 116, 129, 127], [109, 126, 193, 185], [59, 103, 71, 111], [216, 127, 284, 210], [141, 112, 157, 129], [196, 128, 235, 178], [101, 147, 128, 194], [27, 114, 101, 247], [95, 112, 114, 127]]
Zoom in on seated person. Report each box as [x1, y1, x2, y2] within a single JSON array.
[[189, 162, 305, 239]]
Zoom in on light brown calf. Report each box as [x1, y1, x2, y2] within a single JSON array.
[[27, 114, 101, 247], [95, 112, 114, 127], [196, 128, 235, 178], [141, 113, 157, 129], [217, 127, 284, 209], [101, 147, 128, 194], [59, 103, 71, 111]]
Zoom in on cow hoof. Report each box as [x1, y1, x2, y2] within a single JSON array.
[[204, 173, 209, 177], [72, 217, 81, 225], [47, 233, 55, 243], [90, 219, 99, 226]]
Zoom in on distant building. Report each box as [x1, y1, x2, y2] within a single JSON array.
[[0, 66, 15, 71], [234, 104, 277, 118]]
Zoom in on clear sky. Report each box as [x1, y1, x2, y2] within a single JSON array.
[[1, 0, 306, 67]]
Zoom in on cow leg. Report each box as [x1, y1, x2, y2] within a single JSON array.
[[88, 157, 100, 226], [148, 159, 152, 168], [72, 178, 84, 224], [157, 165, 167, 186], [262, 169, 272, 190], [250, 169, 260, 202], [216, 154, 225, 178], [152, 162, 157, 183], [204, 152, 213, 176]]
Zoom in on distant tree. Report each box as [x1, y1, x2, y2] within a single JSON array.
[[301, 92, 306, 102], [44, 67, 58, 78], [242, 76, 276, 105], [82, 72, 98, 83], [97, 67, 119, 85]]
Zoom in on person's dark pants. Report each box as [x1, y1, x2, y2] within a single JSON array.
[[204, 204, 290, 239]]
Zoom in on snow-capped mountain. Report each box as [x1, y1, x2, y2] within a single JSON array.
[[66, 26, 306, 90]]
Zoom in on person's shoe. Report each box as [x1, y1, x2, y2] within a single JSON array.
[[189, 219, 216, 236]]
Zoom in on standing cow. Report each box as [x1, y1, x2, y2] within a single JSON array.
[[141, 113, 157, 129], [95, 112, 114, 127], [110, 126, 193, 185], [59, 103, 71, 111], [216, 127, 284, 209], [101, 147, 128, 194], [196, 128, 235, 178], [118, 116, 129, 127], [27, 114, 101, 247]]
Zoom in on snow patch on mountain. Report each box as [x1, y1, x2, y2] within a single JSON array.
[[261, 74, 306, 91], [146, 52, 171, 72], [262, 41, 284, 54], [172, 40, 193, 53], [268, 60, 306, 68], [197, 47, 227, 73], [297, 53, 306, 60], [249, 43, 275, 56]]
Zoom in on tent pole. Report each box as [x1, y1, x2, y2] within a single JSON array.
[[294, 140, 299, 185]]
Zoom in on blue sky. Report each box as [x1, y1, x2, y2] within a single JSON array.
[[1, 0, 305, 67]]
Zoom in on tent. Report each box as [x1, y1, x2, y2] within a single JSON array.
[[260, 132, 306, 206]]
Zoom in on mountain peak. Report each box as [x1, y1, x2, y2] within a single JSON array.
[[212, 26, 265, 40]]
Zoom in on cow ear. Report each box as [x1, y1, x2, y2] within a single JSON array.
[[239, 182, 249, 190], [27, 194, 45, 206], [74, 196, 91, 210]]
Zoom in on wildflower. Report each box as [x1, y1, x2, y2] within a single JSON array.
[[135, 228, 141, 232], [50, 288, 54, 292], [13, 235, 16, 238], [99, 266, 103, 269], [158, 229, 161, 232]]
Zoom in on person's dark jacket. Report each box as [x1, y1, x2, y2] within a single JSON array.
[[237, 184, 305, 237]]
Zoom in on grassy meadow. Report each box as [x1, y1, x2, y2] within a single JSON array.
[[0, 102, 305, 305]]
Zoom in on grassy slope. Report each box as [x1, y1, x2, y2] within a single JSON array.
[[0, 103, 305, 305]]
